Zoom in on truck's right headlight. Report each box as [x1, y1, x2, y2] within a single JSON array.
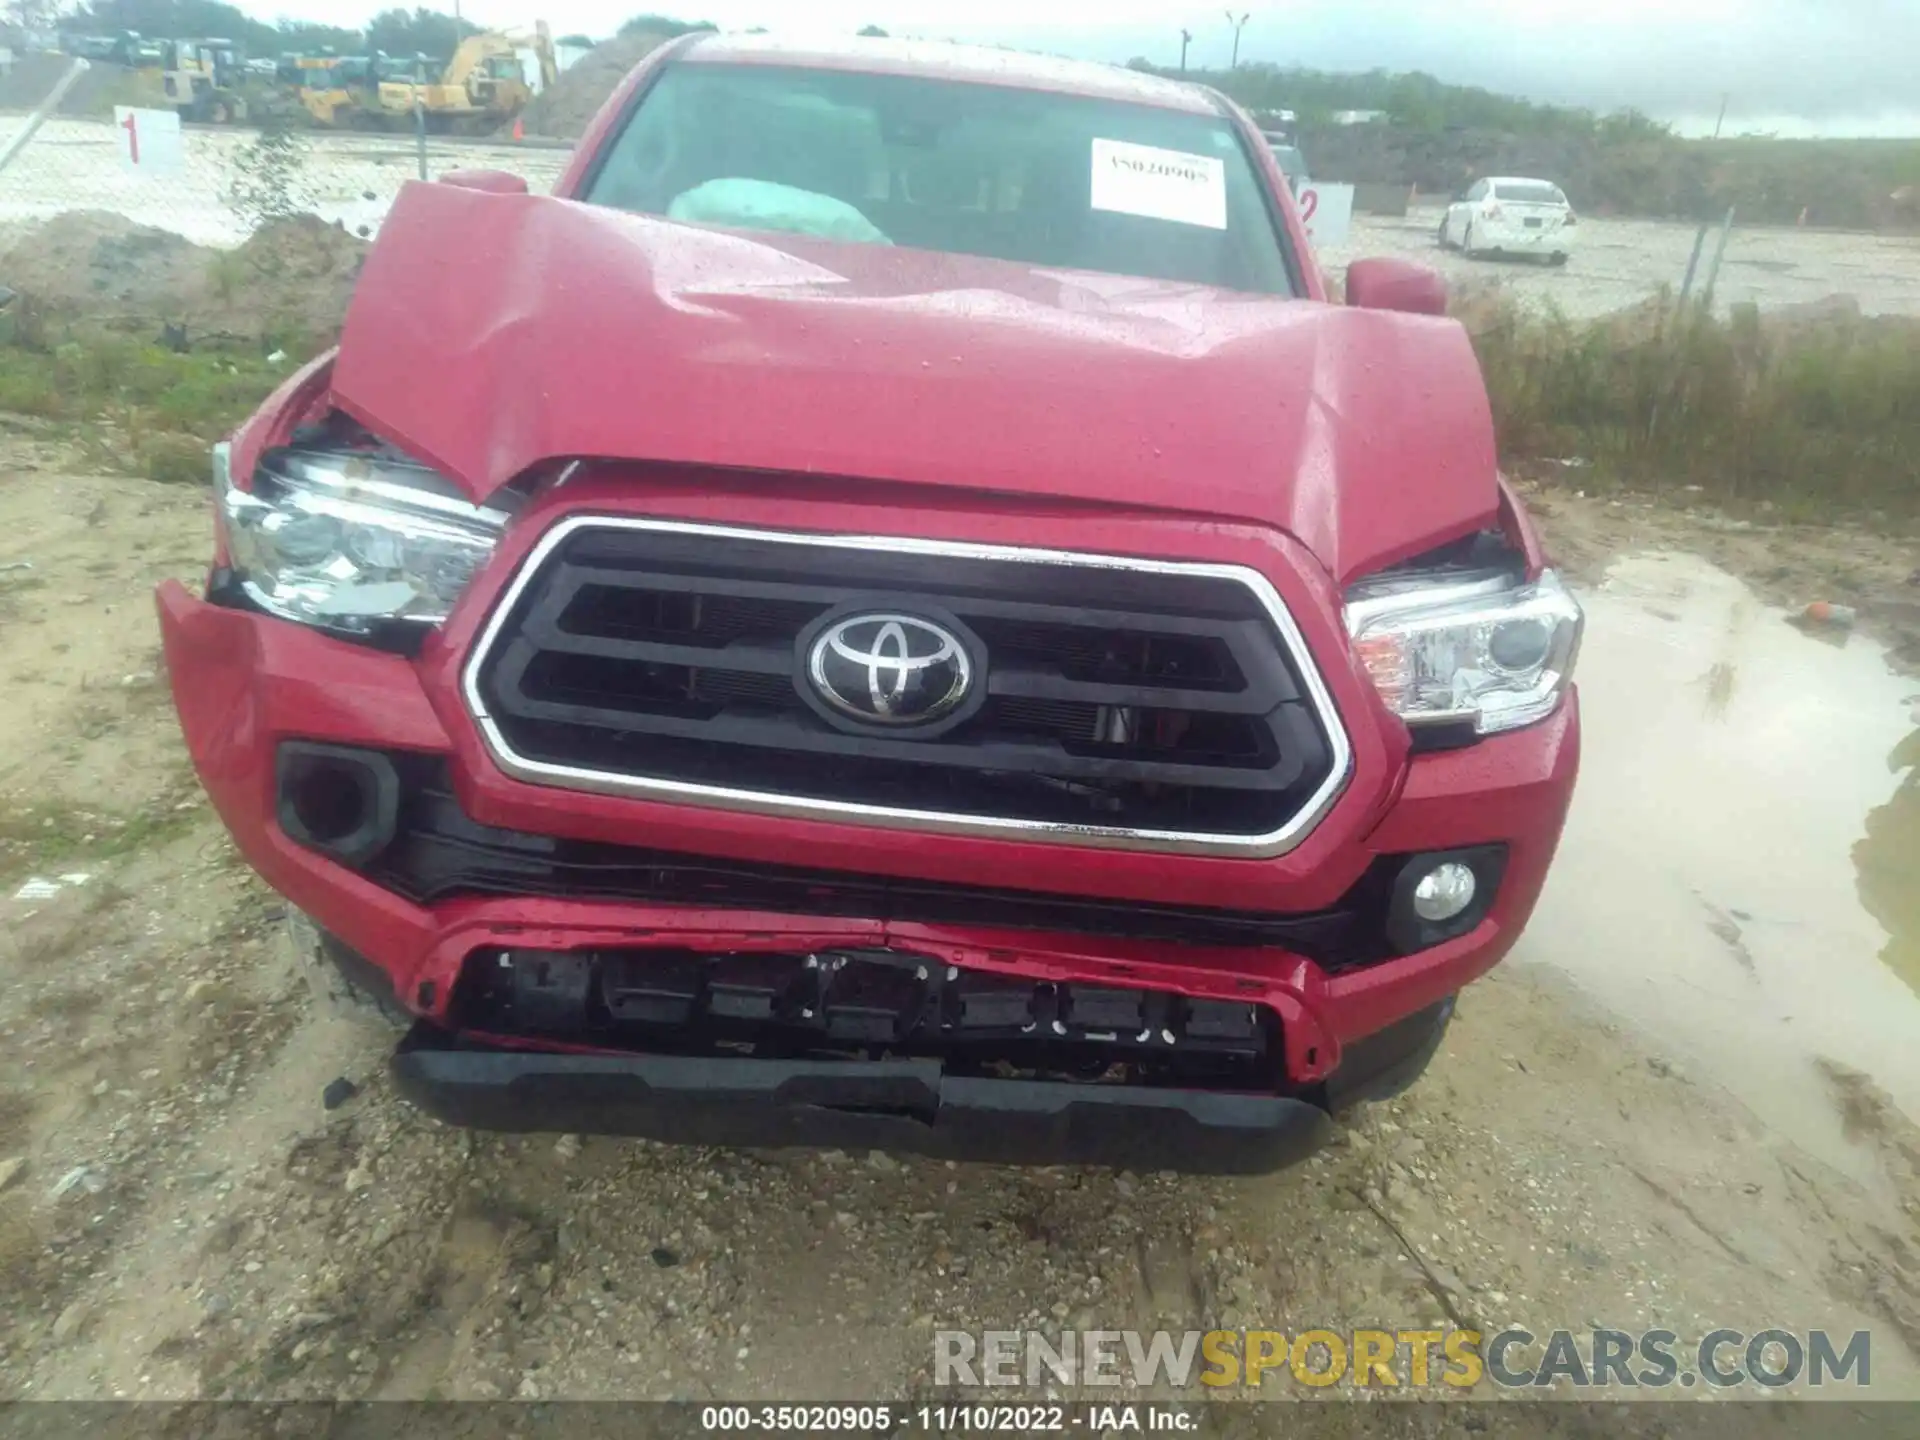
[[217, 439, 509, 634], [1343, 568, 1583, 736]]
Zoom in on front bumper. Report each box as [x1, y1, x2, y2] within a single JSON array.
[[1480, 222, 1577, 254], [160, 575, 1575, 1094], [394, 1025, 1335, 1173], [388, 992, 1453, 1172]]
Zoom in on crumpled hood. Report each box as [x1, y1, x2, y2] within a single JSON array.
[[331, 183, 1499, 583]]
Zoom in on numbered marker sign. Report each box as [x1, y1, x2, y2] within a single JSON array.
[[114, 107, 184, 177], [1297, 182, 1355, 248]]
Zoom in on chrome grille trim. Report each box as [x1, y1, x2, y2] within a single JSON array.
[[460, 516, 1353, 858]]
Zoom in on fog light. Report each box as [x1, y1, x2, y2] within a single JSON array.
[[1412, 862, 1478, 922], [1383, 847, 1506, 957]]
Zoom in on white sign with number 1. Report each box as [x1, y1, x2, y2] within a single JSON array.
[[114, 107, 184, 177]]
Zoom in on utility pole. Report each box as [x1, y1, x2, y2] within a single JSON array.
[[1712, 93, 1728, 139], [1179, 28, 1192, 71], [1225, 11, 1250, 69]]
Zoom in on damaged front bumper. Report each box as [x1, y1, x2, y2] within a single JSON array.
[[320, 919, 1453, 1173], [393, 1026, 1338, 1174], [386, 997, 1455, 1175], [158, 541, 1571, 1171]]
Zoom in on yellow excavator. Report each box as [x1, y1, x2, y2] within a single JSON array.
[[375, 23, 558, 133], [294, 55, 381, 128]]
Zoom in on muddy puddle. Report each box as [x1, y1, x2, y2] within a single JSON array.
[[1520, 550, 1920, 1189]]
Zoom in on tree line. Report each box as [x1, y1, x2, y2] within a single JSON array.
[[8, 5, 905, 59], [1128, 57, 1673, 141], [11, 2, 483, 61], [1133, 58, 1915, 231]]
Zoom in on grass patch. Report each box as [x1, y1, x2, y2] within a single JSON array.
[[0, 793, 205, 885], [0, 332, 306, 485], [1472, 299, 1920, 524]]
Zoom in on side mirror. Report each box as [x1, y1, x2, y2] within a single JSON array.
[[437, 169, 529, 196], [1345, 258, 1448, 316]]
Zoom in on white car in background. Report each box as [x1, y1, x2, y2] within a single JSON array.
[[1439, 177, 1578, 265]]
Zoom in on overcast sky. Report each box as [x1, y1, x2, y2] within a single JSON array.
[[251, 1, 1920, 137]]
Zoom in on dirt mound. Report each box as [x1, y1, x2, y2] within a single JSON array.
[[0, 212, 211, 326], [216, 215, 369, 341], [0, 210, 366, 345], [515, 32, 672, 140], [0, 51, 165, 117]]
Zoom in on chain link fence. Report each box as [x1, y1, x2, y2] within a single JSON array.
[[0, 112, 571, 248], [3, 58, 1917, 321]]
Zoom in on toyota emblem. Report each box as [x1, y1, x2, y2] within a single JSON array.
[[804, 612, 976, 728]]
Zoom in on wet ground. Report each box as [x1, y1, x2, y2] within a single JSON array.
[[1524, 550, 1920, 1191], [0, 118, 571, 247], [1296, 206, 1920, 319], [1, 441, 1916, 1408]]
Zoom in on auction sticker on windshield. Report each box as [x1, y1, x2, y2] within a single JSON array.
[[1090, 139, 1227, 229]]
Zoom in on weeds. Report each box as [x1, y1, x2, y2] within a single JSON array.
[[206, 249, 248, 303], [0, 334, 306, 484], [0, 792, 203, 884], [0, 267, 1916, 527], [223, 115, 320, 233], [1472, 299, 1920, 523]]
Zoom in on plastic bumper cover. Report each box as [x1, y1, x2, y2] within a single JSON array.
[[392, 1025, 1336, 1174]]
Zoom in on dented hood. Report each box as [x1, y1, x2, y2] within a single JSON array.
[[331, 184, 1499, 583]]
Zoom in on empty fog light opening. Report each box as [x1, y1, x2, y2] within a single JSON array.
[[275, 742, 401, 868], [1385, 846, 1506, 954]]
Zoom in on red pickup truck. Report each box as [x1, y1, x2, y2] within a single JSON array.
[[158, 33, 1582, 1173]]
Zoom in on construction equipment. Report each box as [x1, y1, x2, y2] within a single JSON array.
[[160, 38, 249, 124], [294, 55, 383, 128], [61, 31, 164, 70], [375, 23, 558, 134]]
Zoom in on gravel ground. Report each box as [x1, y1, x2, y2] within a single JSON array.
[[1320, 206, 1920, 319], [0, 435, 1916, 1416]]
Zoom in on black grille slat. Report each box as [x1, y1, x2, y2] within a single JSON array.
[[558, 531, 1268, 619], [966, 615, 1240, 690], [368, 771, 1388, 967], [492, 711, 1307, 789], [453, 945, 1283, 1088], [564, 586, 820, 646], [473, 525, 1337, 840]]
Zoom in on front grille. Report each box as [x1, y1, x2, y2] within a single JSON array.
[[450, 944, 1283, 1090], [466, 519, 1346, 851]]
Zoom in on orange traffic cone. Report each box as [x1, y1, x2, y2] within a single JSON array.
[[513, 117, 525, 142]]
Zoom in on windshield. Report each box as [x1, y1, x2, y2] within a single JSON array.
[[1493, 181, 1568, 205], [584, 62, 1295, 295]]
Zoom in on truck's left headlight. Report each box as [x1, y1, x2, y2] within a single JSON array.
[[217, 440, 508, 633], [1344, 567, 1583, 736]]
